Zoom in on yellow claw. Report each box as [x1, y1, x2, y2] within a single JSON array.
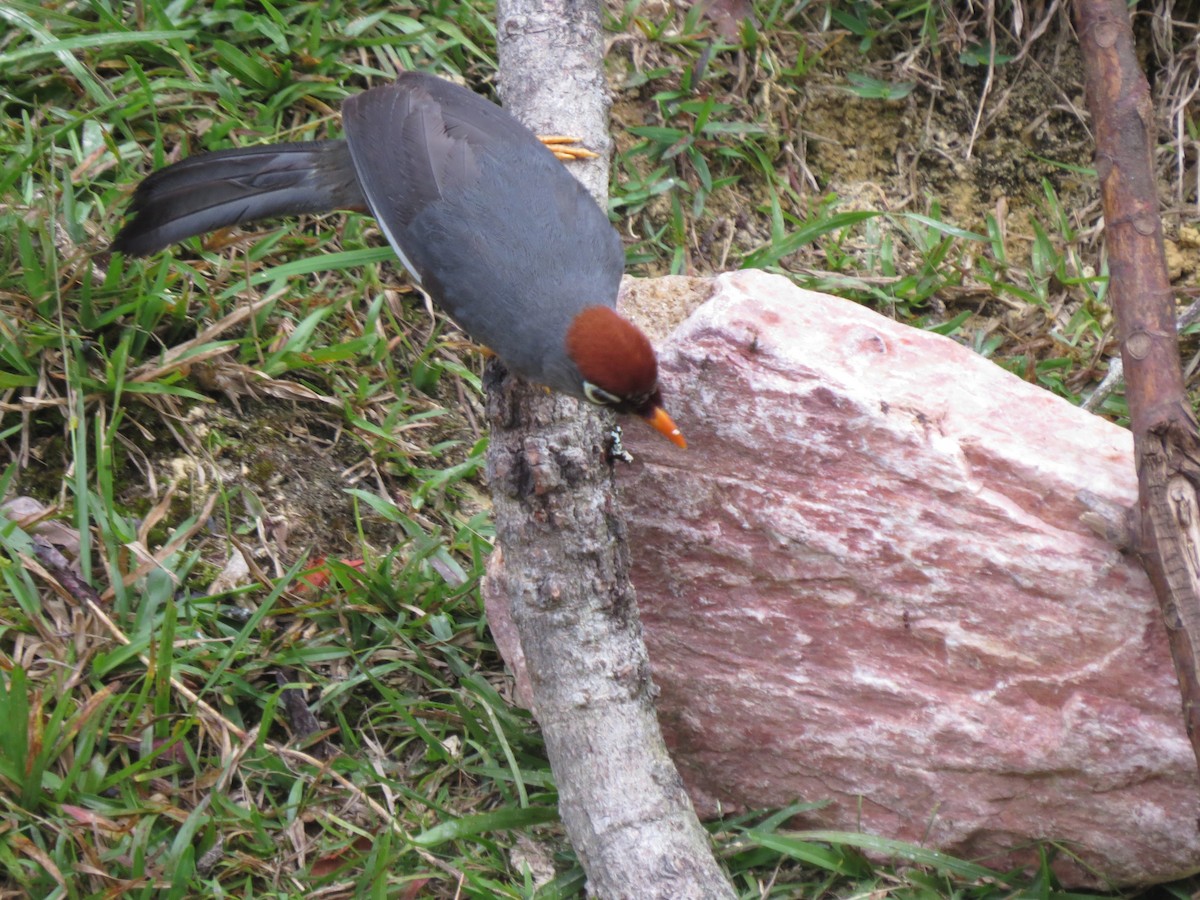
[[539, 134, 600, 161]]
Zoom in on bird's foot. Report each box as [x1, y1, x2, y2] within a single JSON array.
[[606, 426, 635, 465], [538, 135, 600, 161]]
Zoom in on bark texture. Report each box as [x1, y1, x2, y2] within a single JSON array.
[[1075, 0, 1200, 772], [487, 2, 736, 896]]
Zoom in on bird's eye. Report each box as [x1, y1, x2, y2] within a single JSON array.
[[582, 381, 622, 407]]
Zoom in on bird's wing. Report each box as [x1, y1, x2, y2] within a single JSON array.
[[340, 72, 543, 280]]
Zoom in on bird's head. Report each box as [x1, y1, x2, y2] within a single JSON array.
[[564, 306, 686, 448]]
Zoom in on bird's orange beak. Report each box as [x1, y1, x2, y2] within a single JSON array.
[[645, 406, 687, 449]]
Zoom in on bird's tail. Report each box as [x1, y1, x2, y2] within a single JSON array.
[[110, 140, 366, 256]]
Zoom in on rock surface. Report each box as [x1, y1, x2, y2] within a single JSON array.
[[488, 269, 1200, 887], [619, 270, 1200, 887]]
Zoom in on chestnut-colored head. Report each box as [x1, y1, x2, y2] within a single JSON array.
[[564, 306, 686, 448]]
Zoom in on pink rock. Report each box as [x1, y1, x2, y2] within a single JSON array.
[[612, 270, 1199, 886]]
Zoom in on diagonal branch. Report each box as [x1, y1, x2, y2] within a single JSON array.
[[1074, 0, 1200, 770]]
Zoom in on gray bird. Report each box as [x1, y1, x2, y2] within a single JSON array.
[[112, 71, 686, 447]]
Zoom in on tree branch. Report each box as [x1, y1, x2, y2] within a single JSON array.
[[486, 1, 736, 895], [1075, 0, 1200, 770]]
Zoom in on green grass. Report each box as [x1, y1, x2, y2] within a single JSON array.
[[0, 0, 1194, 896]]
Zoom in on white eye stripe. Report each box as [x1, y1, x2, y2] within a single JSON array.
[[583, 381, 622, 406]]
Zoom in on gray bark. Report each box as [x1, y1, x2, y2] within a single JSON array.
[[487, 1, 737, 897]]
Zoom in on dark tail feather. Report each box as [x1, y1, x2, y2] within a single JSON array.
[[110, 140, 366, 256]]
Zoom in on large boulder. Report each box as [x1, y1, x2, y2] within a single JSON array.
[[615, 270, 1198, 887], [485, 269, 1200, 886]]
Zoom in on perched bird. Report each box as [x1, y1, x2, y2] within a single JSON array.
[[112, 71, 686, 448]]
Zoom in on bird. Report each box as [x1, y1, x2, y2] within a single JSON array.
[[111, 71, 686, 448]]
